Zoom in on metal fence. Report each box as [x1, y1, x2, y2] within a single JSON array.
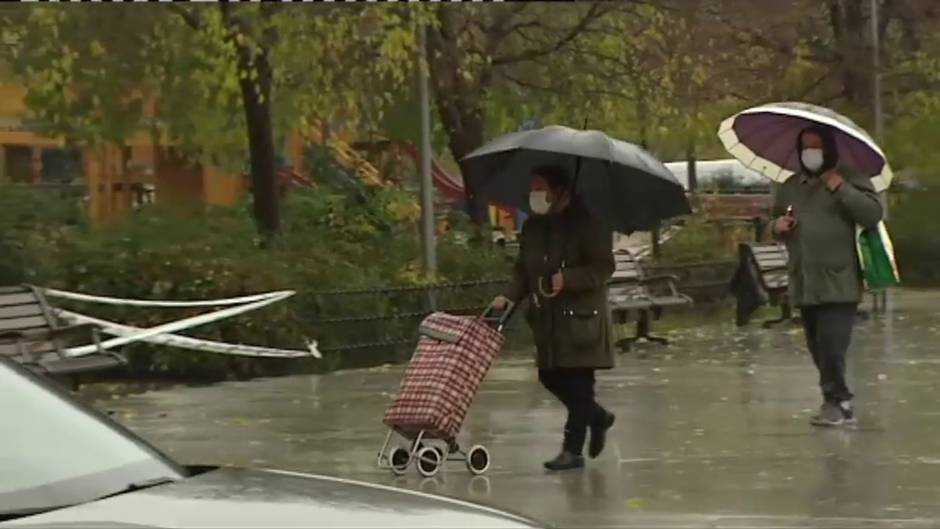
[[298, 279, 518, 368], [299, 259, 737, 367]]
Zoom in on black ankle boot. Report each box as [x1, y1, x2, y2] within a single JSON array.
[[589, 411, 616, 459], [543, 451, 585, 471]]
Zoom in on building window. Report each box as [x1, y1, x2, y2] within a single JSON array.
[[4, 145, 32, 183], [40, 148, 84, 185]]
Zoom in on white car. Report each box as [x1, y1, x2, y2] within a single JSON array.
[[0, 357, 544, 529]]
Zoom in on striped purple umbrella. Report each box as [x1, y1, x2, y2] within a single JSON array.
[[717, 102, 893, 191]]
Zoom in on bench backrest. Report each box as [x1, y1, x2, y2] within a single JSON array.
[[608, 250, 651, 305], [0, 286, 60, 360], [700, 194, 772, 220], [743, 243, 789, 292], [611, 250, 645, 283]]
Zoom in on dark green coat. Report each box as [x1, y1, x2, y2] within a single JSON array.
[[770, 167, 883, 307], [505, 203, 615, 369]]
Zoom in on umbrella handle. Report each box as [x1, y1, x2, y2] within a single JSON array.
[[537, 277, 560, 298]]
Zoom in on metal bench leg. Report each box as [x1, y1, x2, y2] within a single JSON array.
[[614, 334, 634, 353], [625, 310, 670, 346], [762, 302, 794, 328], [871, 290, 887, 313]]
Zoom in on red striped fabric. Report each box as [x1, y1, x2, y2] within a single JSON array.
[[382, 312, 504, 440]]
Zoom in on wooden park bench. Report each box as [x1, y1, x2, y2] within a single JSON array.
[[735, 242, 876, 327], [0, 285, 125, 378], [735, 242, 795, 327], [699, 193, 773, 241], [608, 249, 693, 352]]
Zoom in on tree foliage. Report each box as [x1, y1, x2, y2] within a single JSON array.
[[3, 1, 940, 223], [1, 4, 422, 237]]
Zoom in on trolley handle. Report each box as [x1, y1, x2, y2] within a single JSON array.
[[481, 301, 517, 333]]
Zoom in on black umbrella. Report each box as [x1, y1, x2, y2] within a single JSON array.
[[462, 125, 690, 233]]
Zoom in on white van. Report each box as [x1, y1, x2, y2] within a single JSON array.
[[665, 158, 769, 192]]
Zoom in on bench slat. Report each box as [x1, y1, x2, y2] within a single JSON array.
[[0, 304, 44, 319], [612, 272, 641, 281], [0, 341, 58, 357], [752, 245, 786, 253], [0, 316, 50, 332], [753, 251, 787, 260], [0, 293, 37, 307], [755, 259, 788, 269]]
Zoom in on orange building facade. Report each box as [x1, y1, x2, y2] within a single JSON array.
[[0, 84, 464, 230], [0, 84, 249, 226]]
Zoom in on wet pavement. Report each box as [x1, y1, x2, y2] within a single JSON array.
[[94, 290, 940, 528]]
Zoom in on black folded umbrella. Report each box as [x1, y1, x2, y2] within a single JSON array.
[[462, 125, 691, 233]]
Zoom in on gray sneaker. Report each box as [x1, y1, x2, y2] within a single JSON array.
[[839, 401, 857, 425], [810, 402, 845, 427]]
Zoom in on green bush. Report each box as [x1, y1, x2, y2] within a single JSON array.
[[4, 183, 511, 381], [655, 215, 741, 264], [887, 189, 940, 286], [0, 185, 86, 285]]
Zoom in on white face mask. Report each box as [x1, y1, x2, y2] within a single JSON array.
[[529, 191, 551, 215], [801, 148, 824, 172]]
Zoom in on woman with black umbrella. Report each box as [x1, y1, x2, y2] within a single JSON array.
[[466, 124, 689, 470], [492, 163, 616, 471]]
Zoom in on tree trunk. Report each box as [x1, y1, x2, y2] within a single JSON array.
[[236, 45, 280, 239], [637, 89, 650, 150], [453, 124, 489, 229], [686, 141, 698, 193], [221, 3, 280, 240], [828, 0, 873, 109], [426, 10, 490, 231]]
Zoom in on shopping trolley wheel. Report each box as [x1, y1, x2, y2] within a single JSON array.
[[466, 445, 490, 475], [416, 446, 443, 478], [389, 446, 411, 476]]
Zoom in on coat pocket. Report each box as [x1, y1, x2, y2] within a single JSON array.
[[565, 308, 602, 349]]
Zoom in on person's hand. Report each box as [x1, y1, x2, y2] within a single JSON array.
[[551, 272, 565, 293], [823, 171, 845, 192], [774, 216, 797, 236], [491, 295, 511, 311]]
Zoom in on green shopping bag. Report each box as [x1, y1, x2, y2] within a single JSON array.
[[856, 221, 900, 290]]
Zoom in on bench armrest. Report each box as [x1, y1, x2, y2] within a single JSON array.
[[640, 274, 680, 285], [608, 277, 641, 287], [49, 322, 99, 341]]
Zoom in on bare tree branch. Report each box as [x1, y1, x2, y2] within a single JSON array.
[[171, 4, 203, 31], [796, 70, 835, 99], [479, 2, 533, 42], [490, 3, 611, 67]]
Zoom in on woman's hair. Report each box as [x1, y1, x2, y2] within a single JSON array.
[[532, 164, 571, 192], [797, 124, 839, 175]]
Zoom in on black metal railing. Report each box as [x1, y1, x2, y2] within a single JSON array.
[[298, 279, 519, 367]]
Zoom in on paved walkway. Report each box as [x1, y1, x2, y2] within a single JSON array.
[[96, 290, 940, 528]]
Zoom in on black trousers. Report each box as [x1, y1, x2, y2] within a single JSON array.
[[538, 367, 607, 456], [800, 303, 858, 404]]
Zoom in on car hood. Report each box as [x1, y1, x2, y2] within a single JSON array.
[[4, 467, 541, 529]]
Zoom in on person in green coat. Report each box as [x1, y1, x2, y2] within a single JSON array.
[[492, 164, 616, 471], [770, 124, 883, 427]]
